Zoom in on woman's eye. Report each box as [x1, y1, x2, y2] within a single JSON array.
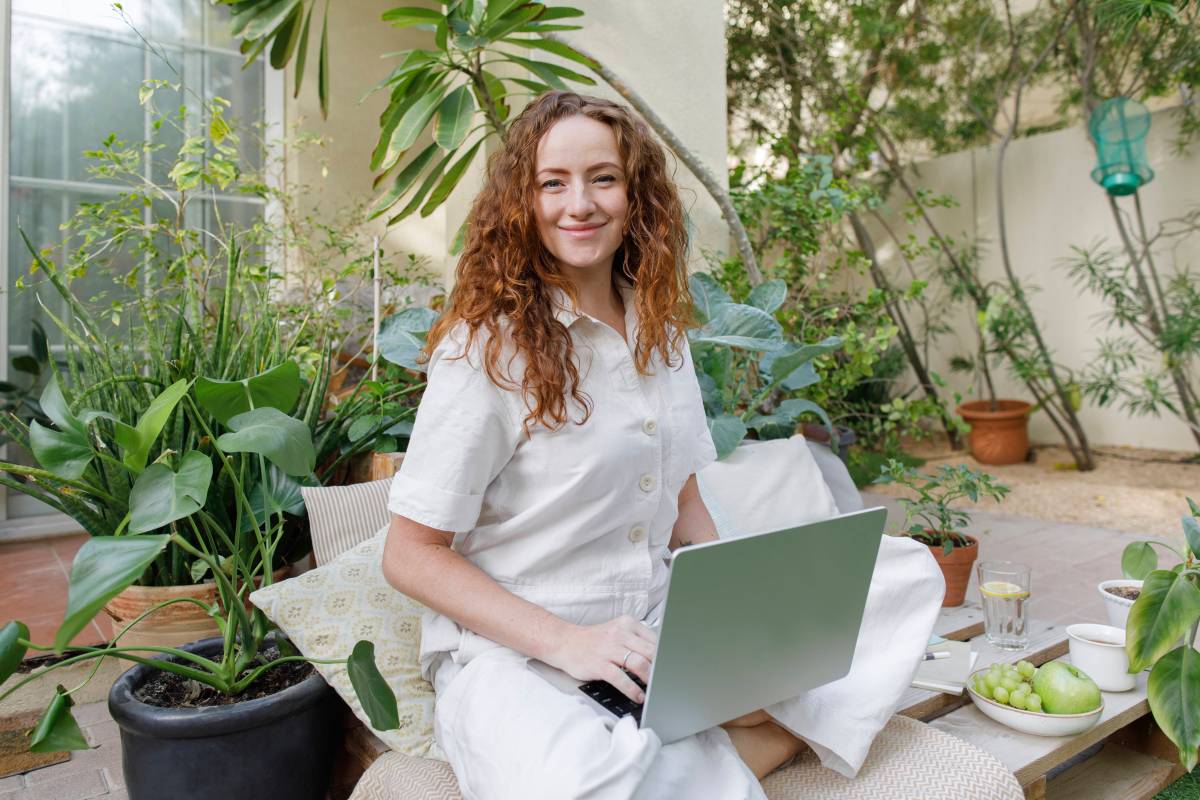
[[541, 179, 563, 189], [595, 174, 616, 184]]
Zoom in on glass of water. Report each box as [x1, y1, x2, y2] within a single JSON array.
[[977, 561, 1031, 650]]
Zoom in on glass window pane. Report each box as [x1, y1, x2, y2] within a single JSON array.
[[13, 1, 147, 33], [7, 186, 67, 349], [207, 52, 266, 173], [10, 19, 68, 180], [66, 31, 146, 182], [149, 0, 199, 45], [205, 2, 238, 50]]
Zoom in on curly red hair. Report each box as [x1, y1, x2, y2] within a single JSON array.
[[424, 91, 693, 433]]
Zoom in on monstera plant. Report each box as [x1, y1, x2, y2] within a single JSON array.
[[1121, 497, 1200, 769], [688, 272, 841, 458]]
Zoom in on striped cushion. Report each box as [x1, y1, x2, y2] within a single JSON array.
[[350, 715, 1023, 800], [302, 479, 393, 566]]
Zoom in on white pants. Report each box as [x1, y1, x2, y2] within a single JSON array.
[[432, 536, 944, 800]]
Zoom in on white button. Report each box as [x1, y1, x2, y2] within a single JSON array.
[[628, 525, 646, 543], [639, 474, 656, 492], [642, 418, 658, 435]]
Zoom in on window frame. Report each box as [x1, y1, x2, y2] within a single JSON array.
[[0, 0, 285, 541]]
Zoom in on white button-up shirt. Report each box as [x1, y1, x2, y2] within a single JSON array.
[[387, 279, 717, 682]]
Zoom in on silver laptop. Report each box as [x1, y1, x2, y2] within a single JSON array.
[[529, 507, 886, 744]]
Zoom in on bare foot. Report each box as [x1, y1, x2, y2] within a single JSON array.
[[722, 720, 807, 780]]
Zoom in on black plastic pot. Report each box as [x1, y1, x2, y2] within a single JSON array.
[[108, 635, 341, 800]]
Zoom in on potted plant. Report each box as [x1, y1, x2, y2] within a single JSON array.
[[873, 460, 1010, 606], [687, 273, 841, 458], [0, 361, 401, 799], [1118, 497, 1200, 770], [950, 297, 1033, 465]]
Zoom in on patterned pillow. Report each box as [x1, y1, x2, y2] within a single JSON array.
[[250, 527, 445, 761]]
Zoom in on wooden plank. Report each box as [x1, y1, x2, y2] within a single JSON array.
[[1108, 717, 1190, 785], [928, 666, 1151, 786], [1046, 742, 1176, 800], [898, 620, 1069, 720], [934, 602, 985, 642], [1023, 775, 1046, 800]]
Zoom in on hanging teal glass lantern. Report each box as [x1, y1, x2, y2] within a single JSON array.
[[1088, 98, 1154, 196]]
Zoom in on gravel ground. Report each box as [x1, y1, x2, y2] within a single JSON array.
[[869, 440, 1199, 544]]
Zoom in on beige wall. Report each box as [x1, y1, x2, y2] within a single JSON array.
[[280, 0, 730, 287], [869, 107, 1200, 451]]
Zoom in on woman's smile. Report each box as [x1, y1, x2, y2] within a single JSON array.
[[560, 221, 607, 238]]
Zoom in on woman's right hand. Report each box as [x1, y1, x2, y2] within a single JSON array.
[[545, 615, 658, 703]]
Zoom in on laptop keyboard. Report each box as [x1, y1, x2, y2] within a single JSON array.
[[578, 670, 647, 723]]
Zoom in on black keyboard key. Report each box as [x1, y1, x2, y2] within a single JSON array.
[[578, 669, 646, 722]]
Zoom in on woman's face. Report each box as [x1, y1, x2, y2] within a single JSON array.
[[533, 115, 629, 280]]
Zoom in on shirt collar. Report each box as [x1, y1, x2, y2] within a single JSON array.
[[550, 276, 636, 331]]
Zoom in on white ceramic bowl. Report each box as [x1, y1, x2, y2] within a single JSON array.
[[1067, 623, 1136, 692], [966, 668, 1104, 737], [1098, 579, 1142, 630]]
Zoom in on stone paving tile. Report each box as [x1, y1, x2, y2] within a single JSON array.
[[101, 766, 125, 793], [24, 770, 107, 800], [103, 791, 127, 800], [0, 776, 23, 793], [0, 788, 32, 800], [82, 721, 119, 748], [23, 743, 120, 784], [71, 703, 112, 727]]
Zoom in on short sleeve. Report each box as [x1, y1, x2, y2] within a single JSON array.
[[387, 326, 521, 532], [678, 341, 718, 476]]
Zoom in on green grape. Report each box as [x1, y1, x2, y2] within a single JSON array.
[[1011, 686, 1030, 702], [1008, 693, 1027, 710], [1017, 660, 1036, 679], [1026, 693, 1042, 712], [992, 685, 1010, 704], [984, 673, 1001, 690], [973, 680, 991, 699], [1001, 677, 1021, 692]]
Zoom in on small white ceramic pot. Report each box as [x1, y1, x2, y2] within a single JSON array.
[[1097, 579, 1143, 630], [1067, 623, 1136, 692]]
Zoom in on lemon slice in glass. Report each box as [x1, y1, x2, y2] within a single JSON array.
[[980, 580, 1030, 599]]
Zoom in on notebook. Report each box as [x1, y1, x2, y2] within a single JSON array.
[[911, 639, 978, 694]]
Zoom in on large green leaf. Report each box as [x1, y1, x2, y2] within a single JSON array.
[[1183, 515, 1200, 559], [434, 86, 475, 151], [1127, 570, 1200, 672], [1146, 644, 1200, 770], [421, 140, 483, 216], [28, 421, 92, 480], [347, 640, 400, 731], [268, 2, 303, 69], [778, 398, 834, 437], [381, 6, 445, 28], [503, 35, 597, 69], [113, 379, 191, 473], [216, 407, 316, 476], [39, 373, 84, 437], [243, 465, 317, 532], [387, 150, 455, 224], [481, 4, 547, 41], [0, 621, 29, 685], [195, 363, 302, 425], [1122, 541, 1158, 580], [746, 279, 787, 314], [746, 413, 795, 440], [688, 272, 733, 324], [241, 0, 302, 40], [378, 307, 439, 370], [28, 689, 89, 753], [57, 536, 170, 654], [690, 303, 782, 351], [128, 451, 213, 534], [369, 141, 441, 220], [762, 337, 841, 392], [389, 90, 444, 158], [708, 415, 747, 460]]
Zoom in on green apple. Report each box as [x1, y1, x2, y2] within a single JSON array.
[[1032, 661, 1101, 714]]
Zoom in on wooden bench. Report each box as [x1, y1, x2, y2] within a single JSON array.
[[898, 605, 1185, 799]]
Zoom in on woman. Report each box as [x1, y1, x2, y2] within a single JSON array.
[[382, 91, 942, 799]]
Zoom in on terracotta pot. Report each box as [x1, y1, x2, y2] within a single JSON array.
[[926, 533, 979, 607], [957, 399, 1032, 465], [103, 566, 290, 650]]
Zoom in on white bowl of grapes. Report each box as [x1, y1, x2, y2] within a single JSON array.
[[967, 660, 1104, 737]]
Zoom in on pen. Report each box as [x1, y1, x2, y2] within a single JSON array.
[[923, 651, 951, 661]]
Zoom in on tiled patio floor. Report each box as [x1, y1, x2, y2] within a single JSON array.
[[0, 496, 1171, 798]]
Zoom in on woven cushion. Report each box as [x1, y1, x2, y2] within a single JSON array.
[[350, 715, 1022, 800], [301, 479, 393, 566], [250, 529, 445, 761]]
